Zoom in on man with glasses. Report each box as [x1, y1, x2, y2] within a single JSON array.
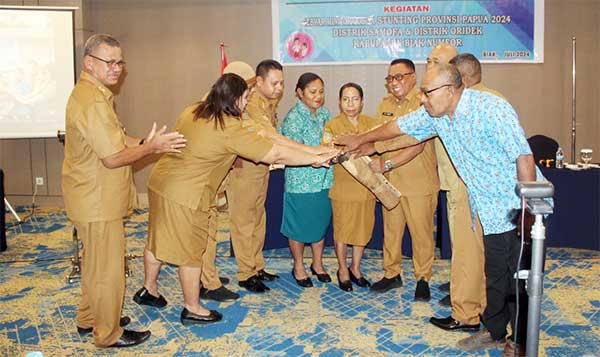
[[337, 63, 543, 356], [352, 44, 489, 336], [367, 59, 439, 301], [62, 34, 186, 348]]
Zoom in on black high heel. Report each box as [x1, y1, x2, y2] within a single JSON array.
[[337, 271, 353, 292], [348, 267, 371, 288], [310, 264, 332, 283], [291, 269, 313, 288]]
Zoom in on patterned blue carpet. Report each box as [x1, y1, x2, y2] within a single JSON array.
[[1, 207, 599, 356]]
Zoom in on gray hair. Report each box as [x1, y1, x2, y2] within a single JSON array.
[[83, 34, 120, 56], [433, 62, 463, 89]]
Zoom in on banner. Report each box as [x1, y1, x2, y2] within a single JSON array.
[[272, 0, 544, 65]]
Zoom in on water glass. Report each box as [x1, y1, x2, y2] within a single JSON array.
[[580, 149, 593, 169]]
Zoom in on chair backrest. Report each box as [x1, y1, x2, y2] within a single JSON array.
[[527, 135, 559, 167]]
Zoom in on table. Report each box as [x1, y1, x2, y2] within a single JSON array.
[[261, 170, 450, 258], [540, 167, 600, 250], [259, 167, 600, 258]]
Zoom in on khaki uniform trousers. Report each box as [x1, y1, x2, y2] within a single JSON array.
[[227, 164, 269, 281], [446, 179, 486, 324], [199, 206, 221, 290], [382, 194, 437, 281], [74, 219, 125, 347]]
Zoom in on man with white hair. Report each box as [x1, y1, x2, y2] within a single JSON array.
[[337, 63, 546, 356], [62, 34, 185, 348]]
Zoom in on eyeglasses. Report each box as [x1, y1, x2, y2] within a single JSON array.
[[384, 72, 414, 83], [421, 84, 453, 97], [88, 54, 126, 68]]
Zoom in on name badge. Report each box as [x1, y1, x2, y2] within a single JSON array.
[[382, 112, 394, 117]]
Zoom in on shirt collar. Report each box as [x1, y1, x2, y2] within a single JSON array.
[[253, 90, 275, 111], [470, 82, 485, 91], [295, 99, 323, 118], [79, 71, 114, 102], [389, 86, 421, 104]]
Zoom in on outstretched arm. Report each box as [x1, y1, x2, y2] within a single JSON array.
[[260, 143, 338, 168], [369, 143, 426, 173], [334, 120, 405, 155]]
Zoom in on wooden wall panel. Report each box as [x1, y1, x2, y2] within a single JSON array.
[[0, 140, 32, 195]]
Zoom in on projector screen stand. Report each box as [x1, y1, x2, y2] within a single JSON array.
[[4, 198, 21, 223]]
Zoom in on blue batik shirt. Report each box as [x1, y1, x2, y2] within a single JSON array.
[[279, 100, 333, 193], [397, 88, 549, 235]]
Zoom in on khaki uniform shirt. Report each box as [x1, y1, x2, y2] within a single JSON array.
[[148, 106, 273, 211], [374, 88, 439, 196], [62, 71, 136, 222], [471, 82, 505, 99], [237, 90, 278, 170], [323, 114, 377, 202]]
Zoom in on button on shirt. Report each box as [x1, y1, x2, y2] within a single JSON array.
[[396, 88, 547, 235], [279, 100, 333, 193], [62, 71, 136, 222]]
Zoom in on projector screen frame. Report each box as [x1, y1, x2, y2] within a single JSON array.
[[0, 6, 78, 139]]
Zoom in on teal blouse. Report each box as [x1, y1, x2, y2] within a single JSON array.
[[279, 100, 333, 193]]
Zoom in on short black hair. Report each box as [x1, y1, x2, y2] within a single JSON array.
[[295, 72, 323, 92], [449, 53, 481, 78], [390, 58, 415, 72], [339, 82, 363, 100], [256, 59, 283, 79]]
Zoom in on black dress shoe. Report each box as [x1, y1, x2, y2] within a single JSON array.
[[239, 275, 270, 293], [370, 275, 403, 292], [337, 271, 353, 292], [180, 308, 223, 326], [133, 287, 167, 308], [291, 269, 313, 288], [108, 329, 151, 348], [348, 267, 371, 288], [200, 286, 240, 302], [439, 294, 451, 307], [309, 265, 332, 283], [430, 315, 480, 332], [439, 282, 450, 292], [415, 279, 431, 301], [257, 269, 280, 281], [219, 276, 230, 285], [77, 316, 131, 334]]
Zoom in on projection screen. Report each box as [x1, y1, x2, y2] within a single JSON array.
[[0, 7, 75, 139]]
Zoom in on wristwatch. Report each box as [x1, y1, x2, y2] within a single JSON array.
[[383, 159, 393, 172]]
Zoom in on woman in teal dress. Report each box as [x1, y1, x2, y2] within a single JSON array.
[[279, 72, 333, 288]]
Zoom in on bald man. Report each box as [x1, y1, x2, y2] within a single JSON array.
[[337, 63, 547, 356]]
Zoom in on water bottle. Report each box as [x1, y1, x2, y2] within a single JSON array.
[[555, 147, 564, 168]]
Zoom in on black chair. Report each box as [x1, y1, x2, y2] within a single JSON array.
[[528, 135, 559, 168]]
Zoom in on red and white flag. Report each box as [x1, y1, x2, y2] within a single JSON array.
[[220, 42, 228, 74]]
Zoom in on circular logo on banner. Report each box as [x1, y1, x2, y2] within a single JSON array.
[[286, 32, 314, 61]]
